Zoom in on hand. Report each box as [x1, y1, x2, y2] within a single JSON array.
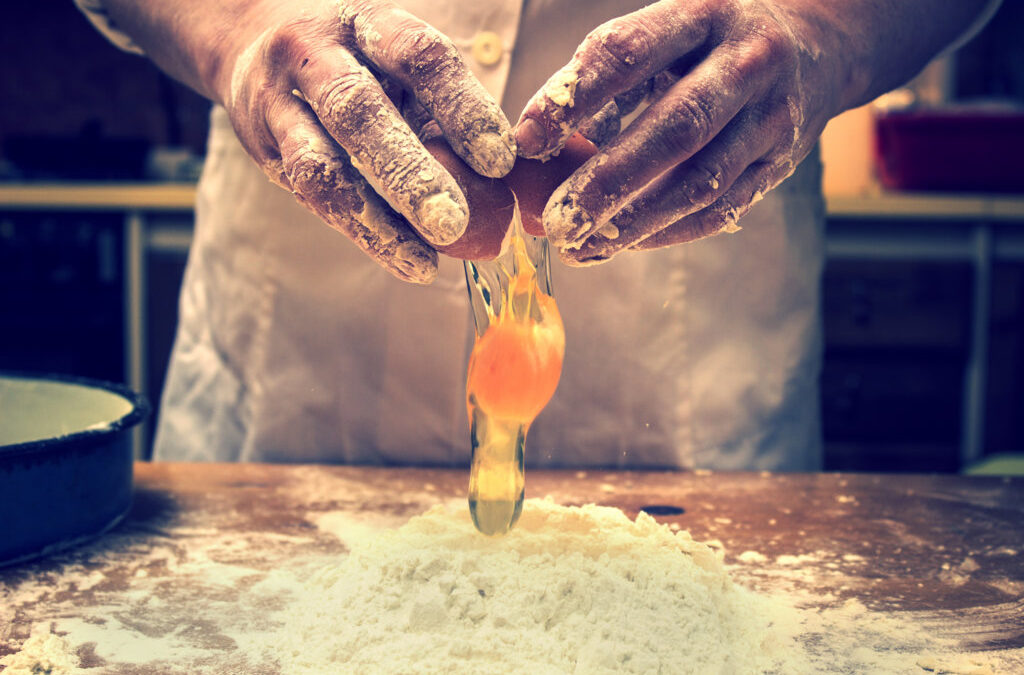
[[106, 0, 516, 283], [513, 0, 989, 265], [231, 0, 520, 283]]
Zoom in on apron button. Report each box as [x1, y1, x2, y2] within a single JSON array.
[[471, 31, 504, 67]]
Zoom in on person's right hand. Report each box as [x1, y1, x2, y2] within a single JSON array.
[[106, 0, 516, 283]]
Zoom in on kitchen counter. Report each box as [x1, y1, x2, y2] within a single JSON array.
[[1, 463, 1021, 672]]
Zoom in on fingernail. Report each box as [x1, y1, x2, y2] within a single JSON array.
[[557, 232, 608, 266], [562, 249, 611, 267], [562, 233, 616, 267], [542, 187, 591, 249], [417, 191, 467, 246], [467, 131, 516, 178], [393, 241, 438, 285], [516, 118, 548, 157]]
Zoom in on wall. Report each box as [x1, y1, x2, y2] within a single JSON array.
[[0, 0, 210, 177]]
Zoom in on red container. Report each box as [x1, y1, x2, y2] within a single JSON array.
[[873, 107, 1024, 193]]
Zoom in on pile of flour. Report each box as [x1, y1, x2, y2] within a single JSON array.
[[277, 498, 805, 674], [0, 625, 78, 674]]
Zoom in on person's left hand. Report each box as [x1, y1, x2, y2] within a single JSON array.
[[513, 0, 849, 265]]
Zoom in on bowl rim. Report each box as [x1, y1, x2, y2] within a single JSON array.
[[0, 371, 150, 458]]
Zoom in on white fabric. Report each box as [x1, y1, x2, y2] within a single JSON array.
[[74, 0, 144, 55], [152, 0, 826, 470], [939, 0, 1003, 56]]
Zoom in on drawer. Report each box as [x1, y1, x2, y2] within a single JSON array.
[[986, 263, 1024, 454], [822, 357, 963, 443], [823, 260, 971, 352], [824, 441, 960, 473]]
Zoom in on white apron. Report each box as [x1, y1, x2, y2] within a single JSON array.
[[153, 0, 825, 470]]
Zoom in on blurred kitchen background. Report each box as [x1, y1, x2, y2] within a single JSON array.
[[2, 1, 1023, 471]]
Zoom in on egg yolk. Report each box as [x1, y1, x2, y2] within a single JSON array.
[[466, 293, 563, 422]]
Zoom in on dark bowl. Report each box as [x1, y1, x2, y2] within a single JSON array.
[[0, 373, 149, 567]]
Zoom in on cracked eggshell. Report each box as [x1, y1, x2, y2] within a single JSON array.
[[421, 132, 597, 255], [423, 136, 516, 261], [504, 133, 597, 237]]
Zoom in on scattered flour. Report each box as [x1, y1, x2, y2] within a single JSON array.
[[776, 552, 823, 566], [737, 550, 769, 564]]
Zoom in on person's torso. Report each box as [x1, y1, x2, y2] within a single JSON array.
[[154, 0, 825, 471]]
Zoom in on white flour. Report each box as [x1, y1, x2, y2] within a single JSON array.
[[277, 498, 803, 674], [0, 625, 77, 675]]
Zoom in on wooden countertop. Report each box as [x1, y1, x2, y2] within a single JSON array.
[[1, 463, 1021, 671], [0, 183, 197, 210]]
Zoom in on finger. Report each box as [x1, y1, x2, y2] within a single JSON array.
[[341, 0, 516, 178], [614, 78, 654, 118], [268, 97, 438, 284], [294, 44, 468, 247], [514, 0, 718, 159], [560, 103, 793, 265], [238, 123, 291, 192], [401, 96, 435, 139], [377, 72, 407, 110], [542, 47, 767, 249], [631, 160, 794, 251], [576, 77, 660, 149], [577, 99, 620, 148]]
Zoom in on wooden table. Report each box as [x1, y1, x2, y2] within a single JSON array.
[[1, 464, 1022, 671]]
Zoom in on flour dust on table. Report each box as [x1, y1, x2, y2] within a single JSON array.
[[1, 497, 1020, 674]]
